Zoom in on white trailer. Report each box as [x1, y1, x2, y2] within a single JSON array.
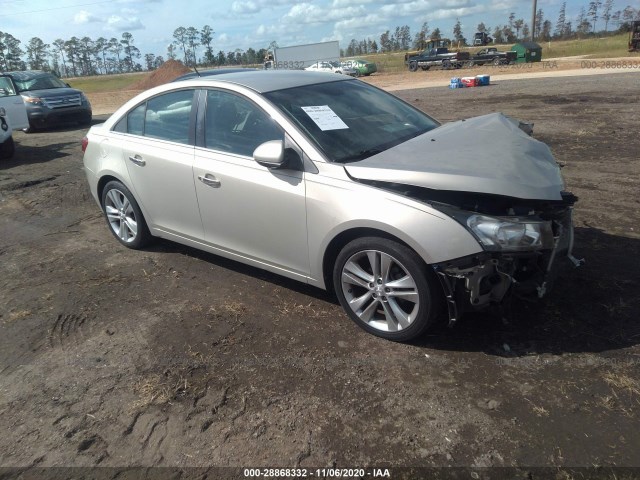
[[266, 41, 340, 70]]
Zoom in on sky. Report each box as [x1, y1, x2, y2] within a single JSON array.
[[1, 0, 634, 59]]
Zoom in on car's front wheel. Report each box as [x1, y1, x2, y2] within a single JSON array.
[[101, 180, 151, 249], [333, 237, 442, 341], [0, 135, 15, 159]]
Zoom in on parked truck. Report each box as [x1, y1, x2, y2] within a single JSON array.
[[264, 41, 340, 70], [473, 32, 493, 46], [469, 47, 517, 66], [406, 47, 470, 71]]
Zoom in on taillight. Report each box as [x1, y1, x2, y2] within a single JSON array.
[[81, 136, 89, 153]]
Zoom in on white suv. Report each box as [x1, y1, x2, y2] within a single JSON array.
[[0, 75, 29, 159]]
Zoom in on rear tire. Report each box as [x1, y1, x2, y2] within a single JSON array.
[[0, 135, 15, 159], [101, 180, 152, 249], [333, 237, 443, 342], [492, 56, 502, 66], [409, 61, 418, 72]]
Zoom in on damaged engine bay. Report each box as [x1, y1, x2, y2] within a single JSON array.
[[357, 178, 583, 324]]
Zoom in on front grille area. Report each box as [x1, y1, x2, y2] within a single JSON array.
[[44, 95, 82, 109]]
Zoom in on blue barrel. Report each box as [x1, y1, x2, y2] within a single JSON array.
[[476, 75, 490, 86], [449, 77, 462, 89]]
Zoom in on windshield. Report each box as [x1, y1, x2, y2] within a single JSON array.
[[13, 73, 68, 93], [264, 80, 439, 163]]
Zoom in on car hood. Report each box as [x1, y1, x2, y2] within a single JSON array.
[[344, 113, 564, 201], [21, 87, 83, 98]]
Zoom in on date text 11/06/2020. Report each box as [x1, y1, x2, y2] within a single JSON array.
[[243, 468, 391, 477]]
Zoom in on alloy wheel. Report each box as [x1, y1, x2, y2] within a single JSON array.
[[104, 188, 138, 243], [340, 250, 420, 332]]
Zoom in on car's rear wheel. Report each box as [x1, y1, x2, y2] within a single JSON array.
[[333, 237, 442, 342], [409, 61, 418, 72], [492, 56, 502, 66], [23, 121, 38, 134], [101, 180, 151, 249], [0, 136, 15, 159]]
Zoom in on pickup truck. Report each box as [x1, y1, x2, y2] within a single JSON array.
[[468, 48, 517, 66], [406, 48, 471, 71]]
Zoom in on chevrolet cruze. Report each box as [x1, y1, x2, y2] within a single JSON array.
[[82, 71, 580, 341]]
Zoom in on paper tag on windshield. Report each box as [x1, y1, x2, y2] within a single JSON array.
[[301, 105, 348, 131]]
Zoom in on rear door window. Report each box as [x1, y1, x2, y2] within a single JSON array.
[[114, 89, 195, 144]]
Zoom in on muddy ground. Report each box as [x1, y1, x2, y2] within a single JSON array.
[[0, 73, 639, 478]]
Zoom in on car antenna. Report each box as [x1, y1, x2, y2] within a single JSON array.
[[193, 65, 201, 77]]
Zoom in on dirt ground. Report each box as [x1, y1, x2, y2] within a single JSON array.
[[1, 72, 640, 478]]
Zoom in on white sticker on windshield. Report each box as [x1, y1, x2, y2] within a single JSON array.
[[301, 105, 349, 131]]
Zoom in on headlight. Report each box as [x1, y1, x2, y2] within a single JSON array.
[[432, 204, 554, 252], [22, 95, 45, 106], [466, 215, 554, 251]]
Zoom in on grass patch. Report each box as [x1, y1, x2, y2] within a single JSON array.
[[541, 33, 633, 58], [67, 72, 146, 93]]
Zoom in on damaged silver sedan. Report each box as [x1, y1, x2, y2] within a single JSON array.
[[82, 71, 581, 342]]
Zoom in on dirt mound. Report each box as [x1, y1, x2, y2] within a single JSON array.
[[129, 60, 191, 90]]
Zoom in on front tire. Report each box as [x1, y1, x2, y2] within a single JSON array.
[[409, 61, 418, 72], [101, 180, 151, 249], [0, 136, 15, 159], [333, 237, 442, 342]]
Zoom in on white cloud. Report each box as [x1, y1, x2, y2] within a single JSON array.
[[330, 0, 376, 7], [334, 13, 385, 32], [106, 15, 145, 31], [73, 10, 99, 24], [231, 0, 260, 14], [424, 5, 486, 21], [283, 3, 367, 25]]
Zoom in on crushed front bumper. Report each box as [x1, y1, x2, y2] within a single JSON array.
[[432, 209, 583, 325]]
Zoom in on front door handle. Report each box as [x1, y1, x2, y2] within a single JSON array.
[[128, 154, 146, 167], [198, 174, 221, 188]]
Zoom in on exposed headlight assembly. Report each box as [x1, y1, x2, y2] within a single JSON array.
[[433, 204, 554, 252], [466, 214, 554, 251]]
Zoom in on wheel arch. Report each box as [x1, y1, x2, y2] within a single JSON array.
[[97, 174, 124, 205], [321, 227, 421, 294], [97, 173, 148, 221]]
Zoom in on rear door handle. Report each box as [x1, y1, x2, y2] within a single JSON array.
[[198, 174, 221, 188], [128, 154, 146, 166]]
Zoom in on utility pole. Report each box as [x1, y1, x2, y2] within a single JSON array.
[[531, 0, 537, 41]]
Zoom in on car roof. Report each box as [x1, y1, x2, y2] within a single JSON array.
[[179, 70, 354, 93], [172, 68, 259, 82], [4, 70, 50, 80]]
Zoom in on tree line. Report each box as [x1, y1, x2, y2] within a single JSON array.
[[343, 2, 640, 56], [0, 31, 157, 76], [1, 2, 639, 77]]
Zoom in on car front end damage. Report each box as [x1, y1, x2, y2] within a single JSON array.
[[430, 193, 583, 324], [352, 182, 584, 325], [343, 112, 584, 324]]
